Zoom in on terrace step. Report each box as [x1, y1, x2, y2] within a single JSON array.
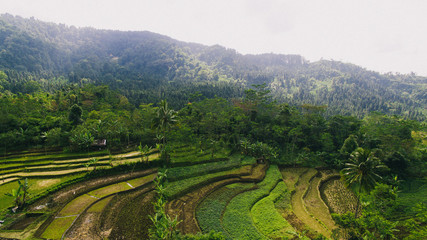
[[0, 150, 152, 171], [41, 173, 157, 240], [303, 171, 337, 233], [0, 156, 158, 185], [166, 178, 241, 235], [290, 168, 331, 238], [166, 163, 269, 235]]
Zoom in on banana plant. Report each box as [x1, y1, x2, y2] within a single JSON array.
[[5, 178, 31, 210]]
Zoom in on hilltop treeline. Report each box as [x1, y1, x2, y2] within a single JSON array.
[[0, 14, 426, 119], [1, 83, 425, 178]]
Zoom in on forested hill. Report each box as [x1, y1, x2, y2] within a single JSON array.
[[0, 14, 426, 120]]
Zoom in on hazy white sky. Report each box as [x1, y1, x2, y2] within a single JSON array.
[[2, 0, 427, 76]]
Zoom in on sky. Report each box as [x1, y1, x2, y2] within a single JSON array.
[[2, 0, 427, 76]]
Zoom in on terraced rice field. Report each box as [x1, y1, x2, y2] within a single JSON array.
[[0, 145, 358, 239], [279, 167, 358, 239], [40, 173, 156, 239], [320, 176, 358, 215], [0, 149, 158, 185], [251, 181, 294, 239], [196, 182, 256, 236], [221, 165, 282, 240]]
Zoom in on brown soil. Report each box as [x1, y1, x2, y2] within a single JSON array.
[[108, 190, 155, 239], [65, 212, 100, 240], [97, 187, 155, 239], [281, 210, 318, 240], [7, 214, 43, 230], [287, 168, 332, 237], [65, 186, 155, 240], [166, 178, 240, 234]]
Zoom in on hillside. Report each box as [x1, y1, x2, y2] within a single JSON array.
[[0, 14, 426, 119]]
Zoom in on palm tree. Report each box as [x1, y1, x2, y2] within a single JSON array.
[[341, 147, 385, 218], [153, 100, 177, 164]]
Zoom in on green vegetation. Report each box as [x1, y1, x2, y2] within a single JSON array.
[[196, 183, 255, 238], [87, 196, 112, 213], [0, 174, 85, 211], [167, 156, 240, 181], [41, 216, 76, 240], [4, 178, 30, 210], [59, 194, 96, 216], [88, 182, 131, 198], [164, 165, 251, 199], [251, 181, 294, 239], [1, 14, 426, 121], [0, 13, 426, 239], [222, 165, 282, 240], [341, 147, 386, 217], [149, 171, 181, 240]]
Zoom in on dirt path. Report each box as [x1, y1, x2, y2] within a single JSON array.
[[290, 168, 331, 238]]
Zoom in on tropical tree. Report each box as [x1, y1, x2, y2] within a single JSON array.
[[68, 104, 83, 125], [341, 147, 386, 218], [5, 178, 31, 210], [139, 143, 152, 162], [153, 100, 177, 164]]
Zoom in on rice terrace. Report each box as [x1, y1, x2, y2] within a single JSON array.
[[0, 12, 427, 240], [0, 98, 426, 240], [0, 144, 357, 240]]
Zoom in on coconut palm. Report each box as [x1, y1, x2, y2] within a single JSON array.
[[341, 147, 385, 218], [153, 100, 177, 164]]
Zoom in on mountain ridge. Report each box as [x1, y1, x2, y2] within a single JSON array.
[[0, 13, 425, 120]]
